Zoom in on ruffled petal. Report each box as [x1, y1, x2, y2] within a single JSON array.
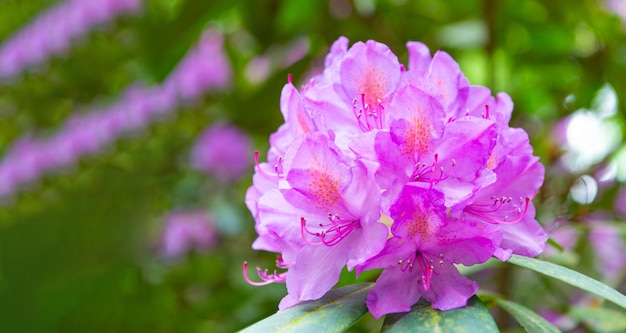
[[366, 266, 422, 318], [421, 264, 478, 311]]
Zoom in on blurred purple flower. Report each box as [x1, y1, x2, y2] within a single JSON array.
[[0, 28, 232, 199], [615, 186, 626, 217], [0, 137, 48, 197], [190, 123, 252, 182], [280, 37, 310, 69], [166, 29, 232, 99], [0, 85, 172, 200], [0, 0, 143, 79], [606, 0, 626, 27], [160, 210, 218, 260], [244, 37, 310, 84], [539, 308, 579, 331], [546, 214, 626, 281], [245, 56, 272, 84], [543, 221, 580, 256], [588, 222, 626, 279]]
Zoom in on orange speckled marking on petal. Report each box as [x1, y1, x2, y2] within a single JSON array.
[[356, 66, 387, 106], [401, 109, 432, 157], [307, 163, 341, 210], [406, 208, 437, 244], [435, 79, 450, 104]]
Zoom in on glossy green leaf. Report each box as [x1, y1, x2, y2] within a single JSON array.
[[507, 255, 626, 310], [381, 295, 498, 333], [238, 283, 372, 333], [495, 298, 560, 333]]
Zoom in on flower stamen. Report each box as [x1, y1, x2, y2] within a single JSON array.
[[466, 196, 531, 224], [352, 93, 385, 132], [398, 252, 447, 291], [300, 215, 359, 247], [483, 105, 490, 119], [412, 153, 448, 187], [398, 252, 416, 272], [254, 151, 284, 178], [242, 261, 288, 286]]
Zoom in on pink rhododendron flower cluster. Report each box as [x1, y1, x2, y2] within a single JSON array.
[[244, 37, 547, 318]]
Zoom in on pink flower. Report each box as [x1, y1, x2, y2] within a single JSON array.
[[245, 37, 546, 317], [252, 133, 388, 308], [462, 127, 547, 260], [357, 186, 500, 318]]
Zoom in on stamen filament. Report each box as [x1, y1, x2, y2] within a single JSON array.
[[352, 93, 385, 131], [300, 217, 324, 246], [242, 261, 287, 286], [466, 197, 531, 224], [276, 255, 289, 269], [412, 154, 448, 186], [416, 253, 435, 291], [300, 215, 359, 247], [254, 151, 284, 178]]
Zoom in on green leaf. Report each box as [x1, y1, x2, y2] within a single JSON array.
[[547, 237, 564, 252], [495, 298, 560, 333], [507, 254, 626, 310], [238, 283, 372, 333], [382, 295, 498, 333]]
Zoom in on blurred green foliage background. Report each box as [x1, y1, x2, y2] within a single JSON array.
[[1, 0, 625, 332]]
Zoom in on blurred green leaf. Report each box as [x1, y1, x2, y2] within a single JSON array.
[[507, 255, 626, 310], [276, 0, 321, 36], [547, 237, 564, 253], [382, 296, 498, 333], [570, 306, 626, 333], [494, 298, 560, 333], [239, 283, 372, 333], [138, 0, 240, 81]]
